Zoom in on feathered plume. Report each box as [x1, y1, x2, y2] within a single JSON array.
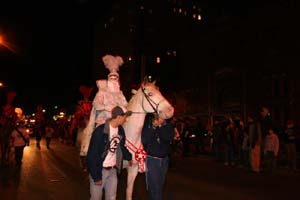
[[102, 55, 124, 73]]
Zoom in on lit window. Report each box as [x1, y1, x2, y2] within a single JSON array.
[[179, 8, 182, 13], [173, 51, 177, 56], [193, 14, 196, 19], [184, 11, 187, 16], [166, 51, 171, 56], [128, 56, 132, 61], [193, 5, 196, 9], [173, 8, 176, 13], [156, 57, 161, 64], [198, 14, 202, 20]]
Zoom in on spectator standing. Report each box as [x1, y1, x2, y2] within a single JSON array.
[[168, 117, 180, 169], [259, 106, 272, 140], [212, 120, 222, 161], [247, 114, 262, 173], [241, 131, 250, 169], [45, 122, 54, 149], [34, 104, 45, 149], [264, 127, 280, 174], [259, 106, 273, 168], [284, 120, 297, 170], [223, 120, 235, 166]]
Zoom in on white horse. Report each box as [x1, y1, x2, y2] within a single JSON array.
[[123, 79, 174, 200]]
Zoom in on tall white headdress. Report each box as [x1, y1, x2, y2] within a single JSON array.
[[102, 55, 124, 80]]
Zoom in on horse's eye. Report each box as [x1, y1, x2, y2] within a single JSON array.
[[148, 92, 153, 96]]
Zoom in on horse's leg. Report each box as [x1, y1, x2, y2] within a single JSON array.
[[126, 163, 139, 200]]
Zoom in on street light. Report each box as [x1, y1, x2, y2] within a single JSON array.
[[0, 33, 17, 53], [0, 35, 3, 44]]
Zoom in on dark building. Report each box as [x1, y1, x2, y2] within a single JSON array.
[[91, 0, 300, 127]]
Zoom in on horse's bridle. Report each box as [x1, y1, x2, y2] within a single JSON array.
[[141, 87, 164, 114]]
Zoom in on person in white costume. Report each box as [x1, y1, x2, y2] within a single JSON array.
[[80, 55, 128, 156]]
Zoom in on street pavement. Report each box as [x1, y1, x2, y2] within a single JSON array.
[[1, 138, 300, 200]]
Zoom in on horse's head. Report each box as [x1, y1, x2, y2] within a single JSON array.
[[138, 78, 174, 119]]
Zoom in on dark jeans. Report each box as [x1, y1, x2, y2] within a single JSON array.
[[241, 149, 250, 168], [224, 143, 235, 164], [214, 143, 222, 161], [146, 156, 169, 200], [265, 151, 276, 173]]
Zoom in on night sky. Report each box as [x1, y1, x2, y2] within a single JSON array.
[[0, 1, 114, 113], [0, 15, 93, 113], [0, 0, 299, 114]]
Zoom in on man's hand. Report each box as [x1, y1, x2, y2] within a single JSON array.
[[94, 180, 103, 186]]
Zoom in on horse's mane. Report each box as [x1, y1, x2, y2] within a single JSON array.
[[127, 88, 142, 111], [126, 82, 157, 111]]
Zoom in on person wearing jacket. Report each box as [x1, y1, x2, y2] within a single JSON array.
[[142, 114, 175, 200], [86, 106, 132, 200]]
